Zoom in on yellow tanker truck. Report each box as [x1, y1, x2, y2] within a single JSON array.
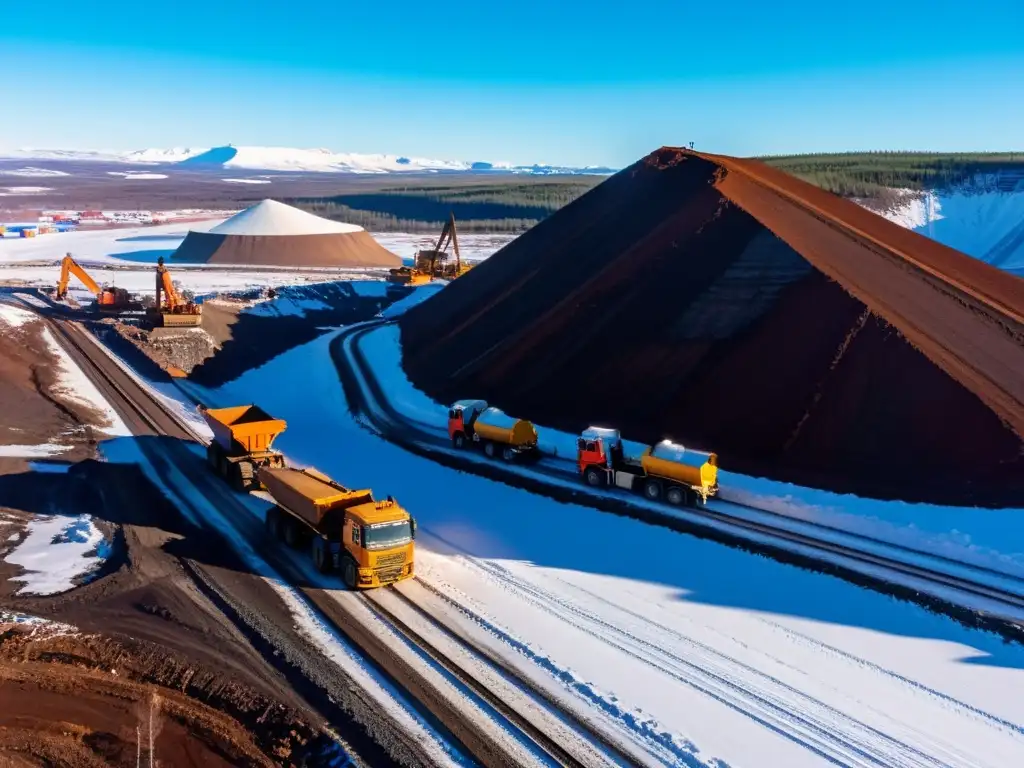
[[576, 427, 718, 506], [447, 399, 539, 462], [260, 466, 416, 587]]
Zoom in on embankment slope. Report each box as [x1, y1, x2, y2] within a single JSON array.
[[400, 148, 1024, 505]]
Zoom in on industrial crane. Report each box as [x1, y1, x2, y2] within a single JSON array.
[[55, 253, 132, 311], [149, 256, 202, 327]]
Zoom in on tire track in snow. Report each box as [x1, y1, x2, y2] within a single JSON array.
[[753, 618, 1024, 738], [427, 540, 956, 768]]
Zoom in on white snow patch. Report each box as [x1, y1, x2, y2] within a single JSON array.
[[222, 178, 271, 185], [5, 514, 109, 595], [380, 282, 446, 318], [872, 186, 1024, 272], [0, 303, 39, 328], [0, 186, 52, 195], [40, 327, 131, 437], [0, 167, 70, 178], [209, 199, 363, 236], [13, 292, 49, 308], [106, 172, 169, 180], [0, 444, 73, 458]]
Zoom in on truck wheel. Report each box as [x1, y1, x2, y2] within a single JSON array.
[[237, 461, 254, 492], [666, 486, 686, 506], [283, 517, 300, 548], [230, 464, 247, 492], [643, 479, 662, 500], [452, 432, 466, 449], [584, 467, 604, 487], [342, 558, 358, 590], [484, 441, 497, 459], [502, 446, 516, 462], [265, 507, 281, 540], [311, 537, 330, 573]]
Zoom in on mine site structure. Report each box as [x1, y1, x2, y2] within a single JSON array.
[[150, 256, 202, 328], [54, 252, 136, 313], [199, 403, 415, 587], [387, 212, 472, 287], [577, 427, 719, 506], [448, 399, 540, 462]]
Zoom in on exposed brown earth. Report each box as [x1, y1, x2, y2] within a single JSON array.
[[400, 148, 1024, 506], [172, 231, 400, 268]]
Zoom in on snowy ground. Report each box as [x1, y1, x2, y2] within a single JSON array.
[[5, 514, 109, 595], [159, 323, 1024, 768], [355, 320, 1024, 591], [873, 186, 1024, 274], [0, 218, 515, 301]]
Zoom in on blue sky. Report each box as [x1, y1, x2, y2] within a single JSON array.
[[1, 0, 1022, 166]]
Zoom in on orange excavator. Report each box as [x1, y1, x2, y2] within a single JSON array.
[[149, 256, 202, 327], [387, 212, 472, 286], [55, 253, 133, 312]]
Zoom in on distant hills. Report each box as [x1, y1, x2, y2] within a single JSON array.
[[0, 144, 616, 177]]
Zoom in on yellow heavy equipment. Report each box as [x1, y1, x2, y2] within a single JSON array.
[[260, 466, 416, 586], [447, 399, 539, 462], [199, 404, 287, 491], [55, 253, 134, 312], [576, 427, 719, 505], [387, 212, 472, 286], [150, 256, 202, 327]]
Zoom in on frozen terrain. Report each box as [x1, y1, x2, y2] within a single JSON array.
[[165, 323, 1024, 768], [874, 184, 1024, 274], [5, 514, 109, 595], [2, 144, 615, 176]]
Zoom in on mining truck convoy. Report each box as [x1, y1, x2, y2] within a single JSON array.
[[199, 403, 415, 588], [448, 400, 719, 506]]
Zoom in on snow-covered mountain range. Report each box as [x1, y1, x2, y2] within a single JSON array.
[[0, 144, 615, 176]]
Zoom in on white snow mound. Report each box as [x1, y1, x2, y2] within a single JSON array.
[[209, 199, 363, 236]]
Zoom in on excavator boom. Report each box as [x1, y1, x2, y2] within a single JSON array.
[[56, 253, 102, 299]]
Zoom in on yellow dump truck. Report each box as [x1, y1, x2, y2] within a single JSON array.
[[260, 466, 416, 587], [576, 428, 719, 506], [199, 404, 287, 491], [447, 399, 539, 462]]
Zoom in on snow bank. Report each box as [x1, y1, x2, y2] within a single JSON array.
[[13, 292, 48, 309], [40, 327, 131, 437], [380, 282, 446, 318], [222, 178, 271, 184], [875, 187, 1024, 271], [0, 303, 38, 328], [5, 514, 109, 595], [0, 167, 70, 178], [0, 444, 73, 458]]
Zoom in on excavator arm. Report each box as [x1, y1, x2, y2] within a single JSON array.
[[56, 253, 102, 299], [159, 267, 184, 309]]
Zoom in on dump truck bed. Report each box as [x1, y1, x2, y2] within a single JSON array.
[[200, 405, 287, 454], [259, 466, 383, 528]]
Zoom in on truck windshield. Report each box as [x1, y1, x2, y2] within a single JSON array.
[[363, 520, 412, 550]]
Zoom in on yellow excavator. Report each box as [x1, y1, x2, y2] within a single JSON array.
[[148, 256, 202, 328], [55, 253, 133, 312], [387, 213, 473, 286]]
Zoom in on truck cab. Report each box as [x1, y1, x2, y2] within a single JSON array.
[[342, 498, 416, 588], [448, 399, 488, 448], [577, 427, 635, 487]]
